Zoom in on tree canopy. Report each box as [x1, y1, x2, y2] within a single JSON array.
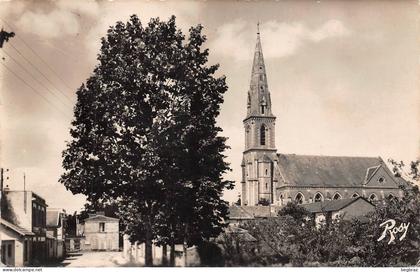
[[60, 14, 232, 266]]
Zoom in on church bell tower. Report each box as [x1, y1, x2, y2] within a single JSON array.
[[241, 24, 277, 206]]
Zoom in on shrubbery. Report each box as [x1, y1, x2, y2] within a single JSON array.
[[220, 184, 419, 266]]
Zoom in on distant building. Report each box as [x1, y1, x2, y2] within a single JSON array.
[[80, 212, 119, 251], [46, 208, 67, 259], [241, 27, 405, 207], [300, 196, 375, 227], [227, 205, 281, 226]]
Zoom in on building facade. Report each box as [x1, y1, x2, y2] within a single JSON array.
[[81, 213, 119, 251], [0, 218, 34, 266], [46, 208, 67, 259], [1, 189, 48, 265], [241, 28, 405, 207]]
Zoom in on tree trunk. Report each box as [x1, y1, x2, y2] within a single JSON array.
[[162, 244, 168, 266], [145, 219, 153, 266], [183, 223, 189, 267], [170, 235, 175, 266]]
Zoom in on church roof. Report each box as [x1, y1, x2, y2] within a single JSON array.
[[276, 154, 401, 187], [299, 197, 374, 213]]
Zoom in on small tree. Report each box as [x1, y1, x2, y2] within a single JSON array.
[[278, 201, 311, 224]]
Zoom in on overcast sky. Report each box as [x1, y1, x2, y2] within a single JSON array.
[[0, 0, 418, 213]]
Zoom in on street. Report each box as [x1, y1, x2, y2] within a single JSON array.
[[59, 251, 136, 267]]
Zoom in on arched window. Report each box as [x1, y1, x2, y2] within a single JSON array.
[[260, 125, 266, 145], [369, 193, 378, 202], [378, 177, 385, 183], [295, 192, 304, 204], [265, 169, 268, 176], [333, 193, 342, 200], [314, 192, 324, 202], [265, 183, 268, 190], [352, 193, 359, 198]]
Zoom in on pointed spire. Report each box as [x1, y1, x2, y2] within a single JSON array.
[[246, 23, 273, 118]]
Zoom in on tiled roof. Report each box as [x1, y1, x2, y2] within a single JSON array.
[[0, 218, 34, 236], [216, 226, 257, 243], [228, 205, 280, 219], [84, 214, 119, 222], [276, 154, 401, 187], [299, 197, 374, 213]]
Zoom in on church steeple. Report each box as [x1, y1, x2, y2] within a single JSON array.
[[247, 24, 273, 118], [242, 23, 278, 206]]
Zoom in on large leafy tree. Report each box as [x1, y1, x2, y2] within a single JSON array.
[[60, 15, 231, 266]]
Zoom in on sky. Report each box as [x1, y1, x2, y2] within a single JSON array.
[[0, 0, 418, 213]]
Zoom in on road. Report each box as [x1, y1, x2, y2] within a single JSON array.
[[60, 251, 137, 267]]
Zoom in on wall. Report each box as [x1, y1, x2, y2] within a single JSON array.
[[4, 191, 33, 230], [123, 235, 200, 266], [84, 221, 119, 251], [276, 186, 402, 205]]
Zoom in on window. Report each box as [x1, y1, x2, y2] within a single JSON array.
[[260, 125, 266, 145], [265, 169, 268, 175], [378, 177, 385, 183], [265, 183, 268, 189], [99, 222, 105, 232], [352, 193, 359, 198], [314, 193, 323, 202], [295, 193, 304, 204], [333, 193, 342, 200], [261, 105, 265, 114], [369, 193, 377, 202]]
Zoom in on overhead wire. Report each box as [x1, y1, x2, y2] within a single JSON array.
[[0, 61, 72, 119], [0, 18, 75, 102], [1, 49, 73, 108]]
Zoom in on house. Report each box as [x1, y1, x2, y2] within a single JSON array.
[[300, 196, 376, 227], [1, 189, 48, 265], [0, 218, 34, 266], [46, 208, 67, 259], [80, 212, 119, 251], [227, 205, 281, 226], [240, 27, 406, 208]]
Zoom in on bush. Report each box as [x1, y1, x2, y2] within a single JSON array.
[[197, 241, 224, 266]]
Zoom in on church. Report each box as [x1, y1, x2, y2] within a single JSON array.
[[241, 28, 405, 207]]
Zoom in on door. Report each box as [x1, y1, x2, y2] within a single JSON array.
[[1, 241, 15, 266]]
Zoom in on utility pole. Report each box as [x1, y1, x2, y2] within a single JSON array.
[[1, 168, 3, 265], [0, 167, 9, 265]]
